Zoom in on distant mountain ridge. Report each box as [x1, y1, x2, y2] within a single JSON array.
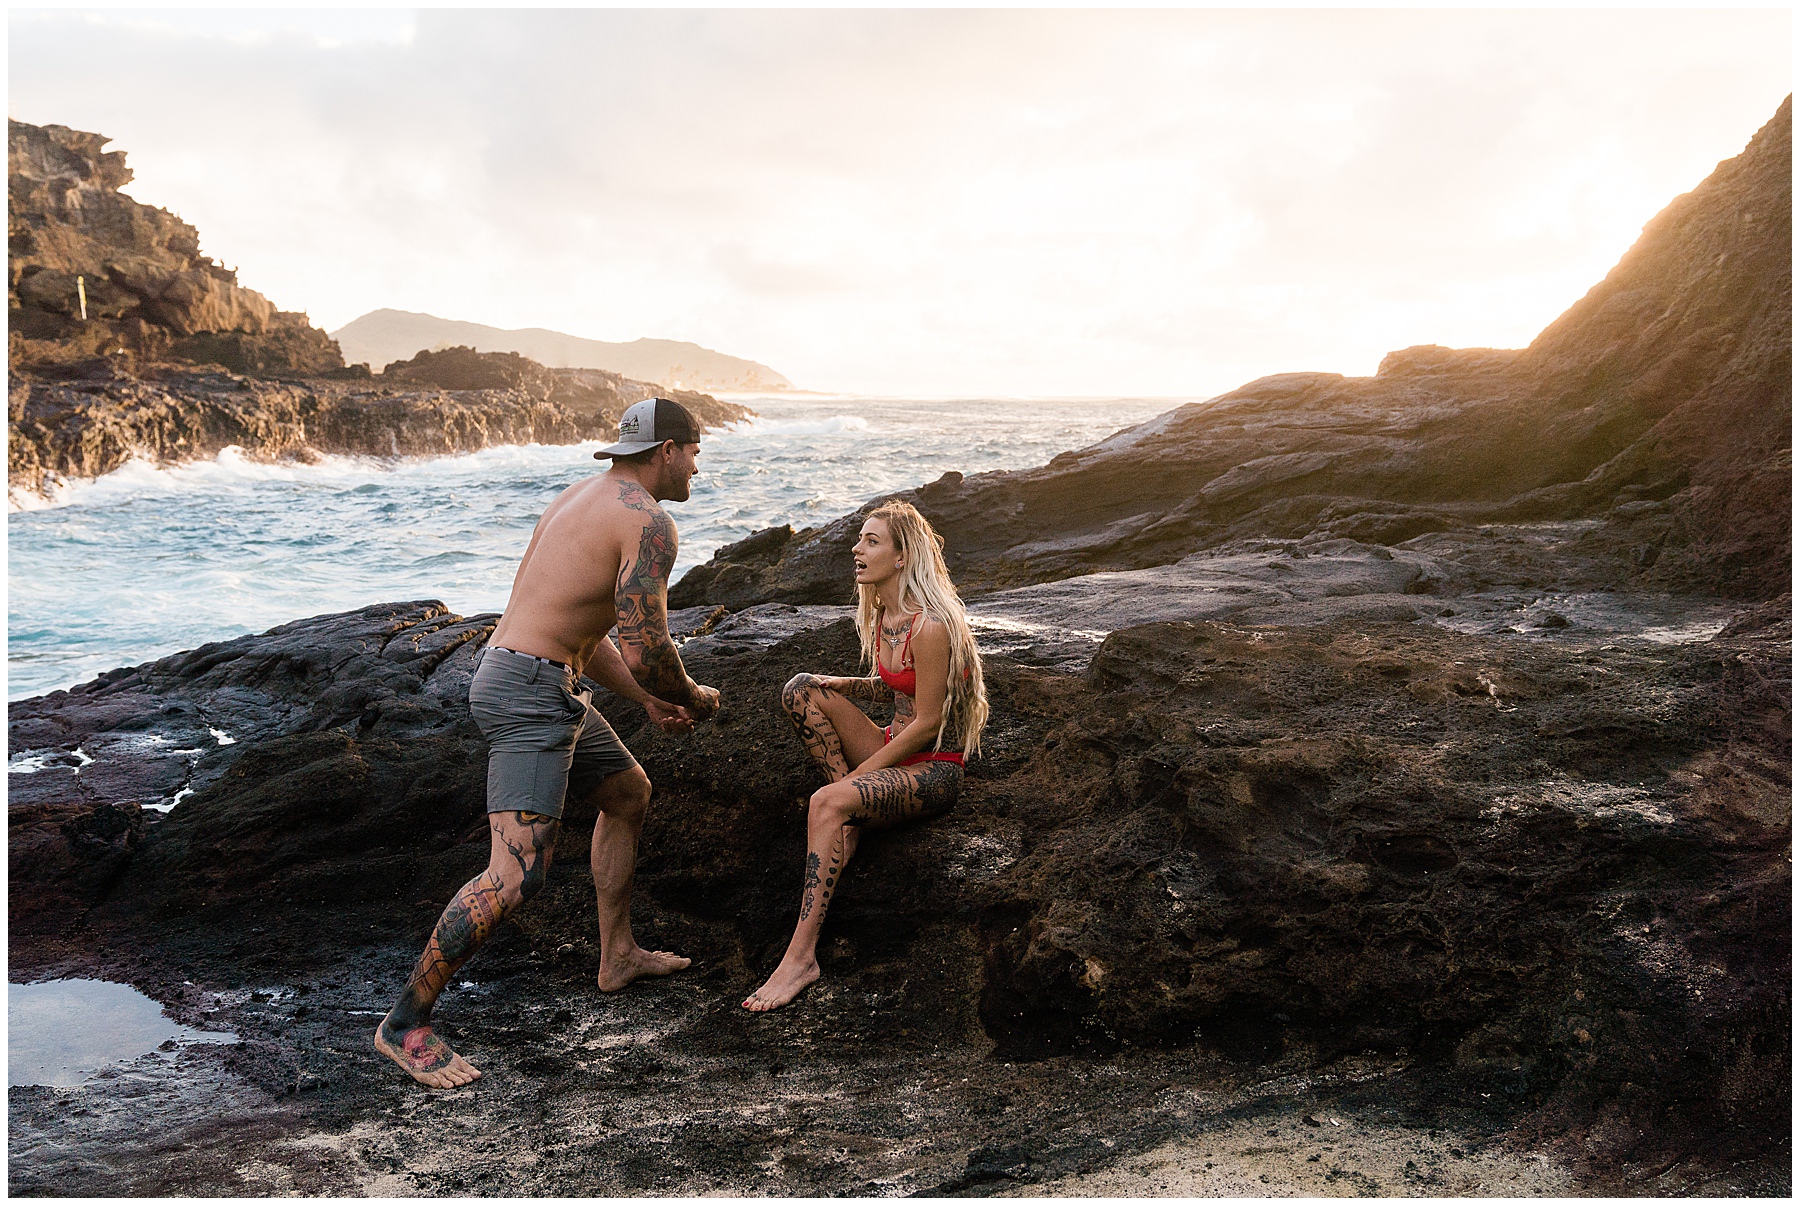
[[331, 309, 791, 393]]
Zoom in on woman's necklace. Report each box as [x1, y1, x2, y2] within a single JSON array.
[[880, 613, 914, 649]]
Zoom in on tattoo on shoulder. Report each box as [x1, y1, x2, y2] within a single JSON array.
[[615, 492, 690, 700], [616, 479, 658, 512]]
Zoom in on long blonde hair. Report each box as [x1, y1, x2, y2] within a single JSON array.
[[855, 501, 989, 757]]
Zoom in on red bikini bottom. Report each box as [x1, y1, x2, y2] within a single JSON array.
[[882, 724, 965, 768]]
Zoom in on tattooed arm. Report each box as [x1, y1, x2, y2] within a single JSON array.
[[582, 635, 695, 733], [614, 487, 719, 717], [820, 674, 893, 703]]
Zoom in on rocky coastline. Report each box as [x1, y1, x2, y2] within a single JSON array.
[[8, 356, 748, 501], [7, 104, 1790, 1194], [8, 120, 751, 500]]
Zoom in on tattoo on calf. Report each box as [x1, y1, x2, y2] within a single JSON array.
[[386, 814, 558, 1033], [798, 851, 822, 922], [782, 674, 849, 778]]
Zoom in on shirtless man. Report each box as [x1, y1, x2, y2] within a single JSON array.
[[376, 397, 721, 1088]]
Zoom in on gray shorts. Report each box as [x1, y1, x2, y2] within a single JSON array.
[[468, 645, 639, 820]]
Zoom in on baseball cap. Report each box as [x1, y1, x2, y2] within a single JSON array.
[[593, 397, 702, 458]]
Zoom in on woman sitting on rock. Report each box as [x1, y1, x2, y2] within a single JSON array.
[[744, 500, 988, 1011]]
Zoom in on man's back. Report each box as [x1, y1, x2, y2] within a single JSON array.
[[490, 471, 671, 671]]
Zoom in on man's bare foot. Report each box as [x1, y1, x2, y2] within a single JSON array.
[[374, 1020, 482, 1088], [741, 957, 820, 1012], [597, 945, 691, 992]]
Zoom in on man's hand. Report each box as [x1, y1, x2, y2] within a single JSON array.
[[644, 697, 695, 735], [690, 684, 722, 719]]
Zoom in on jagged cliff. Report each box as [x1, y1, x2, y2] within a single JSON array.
[[6, 123, 753, 497], [674, 99, 1791, 608], [8, 120, 343, 376]]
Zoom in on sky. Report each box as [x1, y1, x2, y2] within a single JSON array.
[[8, 7, 1792, 398]]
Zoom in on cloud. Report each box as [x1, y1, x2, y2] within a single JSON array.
[[8, 8, 1791, 396]]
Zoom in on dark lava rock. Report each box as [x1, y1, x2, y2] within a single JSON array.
[[672, 99, 1790, 610], [8, 594, 1789, 1179], [7, 100, 1790, 1200]]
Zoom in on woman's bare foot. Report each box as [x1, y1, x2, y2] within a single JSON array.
[[597, 945, 691, 992], [741, 957, 820, 1012], [373, 1020, 482, 1088]]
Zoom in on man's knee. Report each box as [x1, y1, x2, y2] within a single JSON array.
[[516, 859, 549, 904], [595, 766, 652, 819]]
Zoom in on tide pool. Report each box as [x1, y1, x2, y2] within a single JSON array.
[[9, 979, 236, 1088]]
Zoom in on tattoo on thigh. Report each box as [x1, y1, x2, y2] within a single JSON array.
[[850, 762, 962, 824], [913, 762, 961, 818]]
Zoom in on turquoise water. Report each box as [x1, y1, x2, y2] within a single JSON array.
[[9, 979, 236, 1087], [8, 394, 1182, 699]]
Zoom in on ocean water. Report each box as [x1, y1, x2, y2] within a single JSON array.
[[8, 393, 1183, 699]]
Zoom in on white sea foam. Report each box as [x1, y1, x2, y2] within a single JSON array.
[[145, 787, 192, 814], [11, 394, 1176, 699], [722, 414, 873, 436]]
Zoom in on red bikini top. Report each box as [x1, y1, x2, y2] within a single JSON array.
[[876, 614, 919, 697], [877, 613, 973, 698]]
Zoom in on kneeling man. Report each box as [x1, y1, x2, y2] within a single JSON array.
[[377, 398, 721, 1088]]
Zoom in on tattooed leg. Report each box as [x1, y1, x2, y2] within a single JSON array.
[[742, 761, 961, 1013], [781, 673, 887, 861], [376, 810, 558, 1088], [781, 673, 851, 779], [589, 766, 690, 991]]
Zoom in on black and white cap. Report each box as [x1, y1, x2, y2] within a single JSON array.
[[593, 397, 702, 458]]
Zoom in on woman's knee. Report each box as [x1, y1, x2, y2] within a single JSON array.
[[781, 673, 826, 710], [808, 782, 857, 823]]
